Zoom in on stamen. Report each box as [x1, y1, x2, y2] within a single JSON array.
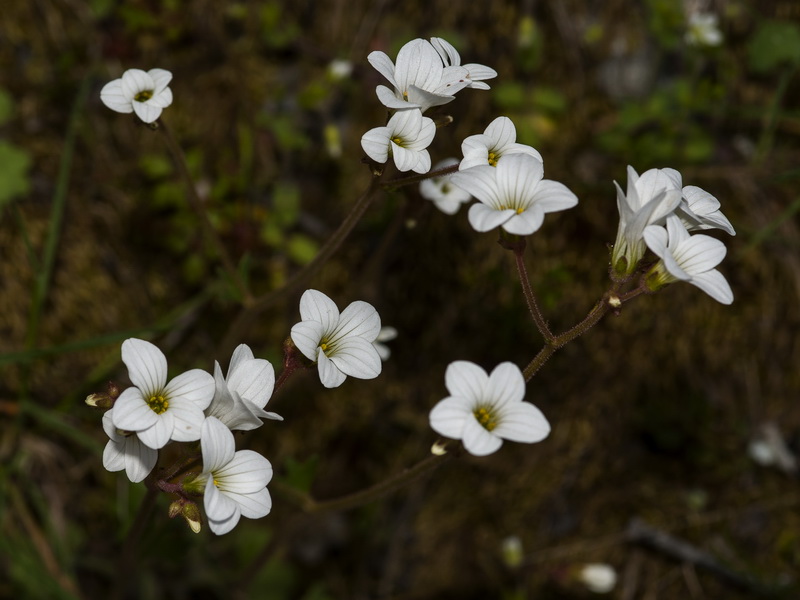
[[473, 406, 498, 431], [488, 151, 498, 167], [147, 394, 169, 414], [134, 90, 154, 102], [391, 136, 403, 146]]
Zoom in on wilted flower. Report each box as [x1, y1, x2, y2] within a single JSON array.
[[451, 153, 578, 236], [112, 338, 215, 449], [429, 361, 550, 456], [643, 215, 733, 304], [419, 158, 472, 214], [290, 289, 382, 388], [361, 109, 436, 174], [100, 68, 173, 124]]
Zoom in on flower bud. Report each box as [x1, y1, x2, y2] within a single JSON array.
[[85, 393, 114, 409], [431, 441, 448, 456]]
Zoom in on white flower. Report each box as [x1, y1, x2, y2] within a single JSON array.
[[100, 68, 173, 124], [429, 37, 497, 90], [205, 344, 282, 431], [102, 410, 158, 483], [451, 153, 578, 236], [112, 338, 215, 449], [419, 158, 472, 214], [290, 289, 382, 388], [373, 326, 398, 361], [429, 361, 550, 456], [686, 12, 723, 47], [361, 109, 435, 174], [676, 185, 735, 236], [368, 38, 470, 112], [460, 116, 543, 171], [327, 58, 353, 80], [579, 563, 617, 594], [611, 165, 683, 275], [198, 417, 272, 535], [643, 215, 733, 304]]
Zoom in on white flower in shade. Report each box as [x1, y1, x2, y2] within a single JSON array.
[[676, 185, 735, 236], [451, 153, 578, 236], [112, 338, 215, 449], [102, 410, 158, 483], [686, 12, 723, 47], [361, 109, 435, 174], [368, 38, 470, 112], [429, 361, 550, 456], [290, 289, 382, 388], [578, 563, 617, 594], [327, 58, 353, 80], [100, 68, 173, 124], [429, 37, 497, 90], [205, 344, 282, 431], [198, 417, 272, 535], [611, 166, 683, 275], [373, 326, 398, 361], [419, 158, 472, 214], [643, 215, 733, 304], [460, 116, 542, 170]]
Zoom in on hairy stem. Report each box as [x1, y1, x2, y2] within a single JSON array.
[[514, 247, 555, 343]]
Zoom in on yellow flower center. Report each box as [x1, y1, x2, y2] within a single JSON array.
[[391, 136, 404, 147], [488, 151, 499, 167], [134, 90, 154, 102], [213, 478, 220, 487], [147, 394, 169, 414], [474, 406, 498, 431]]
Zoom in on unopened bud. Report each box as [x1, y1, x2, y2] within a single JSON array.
[[106, 381, 121, 400], [431, 441, 448, 456], [182, 502, 202, 534], [85, 393, 113, 409], [607, 294, 621, 308]]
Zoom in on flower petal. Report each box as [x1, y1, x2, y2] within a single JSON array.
[[122, 338, 167, 398], [124, 438, 158, 483], [462, 418, 503, 456], [201, 416, 236, 473], [165, 368, 215, 411], [334, 300, 381, 341], [486, 362, 525, 408], [166, 397, 206, 442], [227, 487, 272, 520], [317, 350, 347, 388], [99, 79, 133, 113], [361, 124, 391, 163], [367, 51, 399, 88], [102, 439, 126, 473], [429, 396, 472, 438], [204, 478, 238, 522], [132, 101, 162, 124], [484, 116, 517, 151], [147, 68, 173, 94], [493, 402, 551, 443], [502, 207, 545, 236], [299, 289, 340, 333], [136, 411, 174, 449], [228, 358, 275, 409], [328, 337, 382, 380], [112, 387, 159, 432], [689, 269, 733, 304], [291, 320, 324, 361], [216, 450, 272, 494], [445, 361, 487, 402], [468, 203, 515, 232], [121, 69, 153, 98], [531, 180, 579, 213]]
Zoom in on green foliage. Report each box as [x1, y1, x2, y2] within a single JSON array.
[[0, 141, 31, 207], [646, 0, 686, 48], [748, 20, 800, 74]]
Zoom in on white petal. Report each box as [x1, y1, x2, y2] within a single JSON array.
[[412, 149, 431, 174], [328, 337, 382, 380], [207, 512, 241, 536], [375, 85, 417, 109], [147, 68, 173, 94], [132, 101, 162, 124], [103, 439, 126, 473], [334, 300, 381, 341], [291, 320, 324, 361], [146, 88, 173, 108], [228, 359, 275, 409], [495, 154, 544, 208], [164, 368, 215, 410], [102, 409, 122, 442], [124, 438, 158, 483], [216, 450, 272, 493], [468, 203, 515, 232], [166, 397, 206, 442], [485, 116, 517, 150], [502, 143, 543, 163], [463, 63, 497, 82], [136, 412, 174, 449], [318, 351, 347, 388], [430, 37, 460, 66], [367, 51, 399, 88], [122, 338, 167, 398], [502, 208, 545, 236], [204, 478, 238, 522], [493, 403, 551, 443], [201, 416, 235, 473], [643, 225, 669, 260], [445, 361, 487, 402], [673, 235, 727, 274], [299, 289, 340, 332], [462, 418, 503, 456], [486, 362, 525, 408], [429, 396, 472, 438], [361, 125, 391, 163], [228, 345, 255, 377], [112, 387, 159, 432], [121, 69, 153, 98], [99, 79, 133, 113], [689, 269, 734, 304], [394, 39, 443, 95], [228, 487, 272, 519], [405, 85, 455, 112], [531, 180, 579, 213], [392, 144, 421, 172]]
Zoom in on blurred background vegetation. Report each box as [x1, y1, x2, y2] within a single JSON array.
[[2, 0, 800, 598]]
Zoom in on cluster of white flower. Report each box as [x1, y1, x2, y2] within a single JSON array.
[[611, 166, 735, 303]]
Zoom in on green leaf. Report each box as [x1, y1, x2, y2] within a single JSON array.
[[0, 88, 14, 126], [0, 141, 31, 207], [287, 234, 318, 265]]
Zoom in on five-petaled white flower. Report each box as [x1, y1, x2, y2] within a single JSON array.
[[290, 289, 382, 389], [686, 12, 723, 47], [368, 38, 470, 112], [361, 109, 435, 174], [451, 153, 578, 236], [429, 361, 550, 456], [198, 417, 272, 535], [100, 68, 174, 124], [419, 158, 472, 214], [206, 344, 282, 431], [112, 338, 215, 449], [430, 37, 497, 90], [611, 165, 683, 275], [643, 215, 733, 304], [459, 116, 542, 171], [102, 409, 158, 483]]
